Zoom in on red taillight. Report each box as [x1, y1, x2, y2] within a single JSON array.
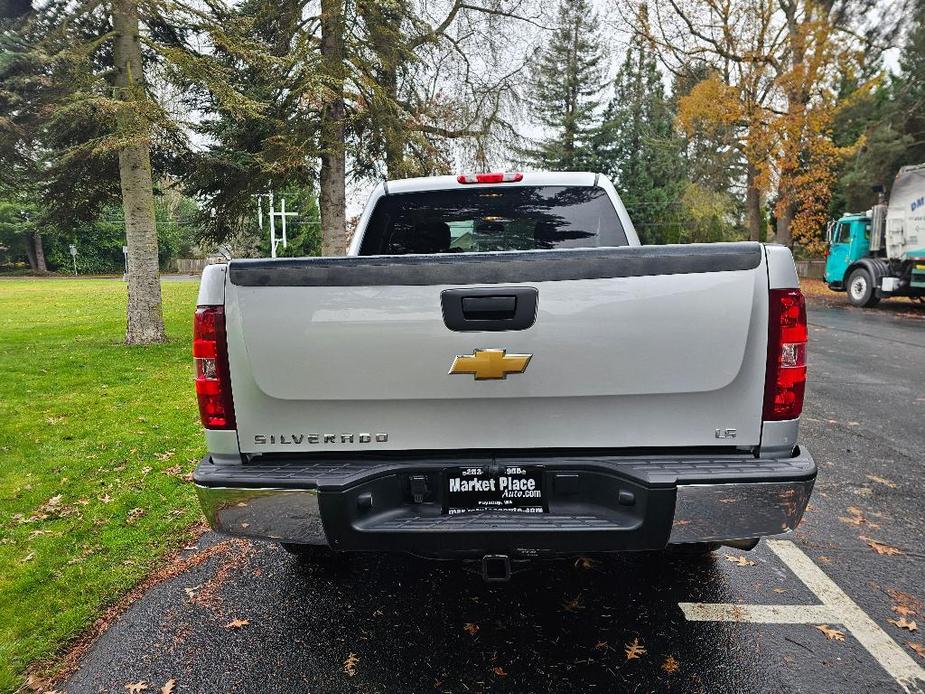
[[763, 288, 807, 421], [457, 172, 524, 184], [194, 306, 236, 429]]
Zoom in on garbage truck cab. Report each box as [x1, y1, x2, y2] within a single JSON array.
[[824, 214, 872, 287]]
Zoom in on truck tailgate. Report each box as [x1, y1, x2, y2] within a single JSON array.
[[225, 243, 769, 453]]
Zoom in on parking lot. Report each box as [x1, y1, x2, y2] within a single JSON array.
[[60, 297, 925, 694]]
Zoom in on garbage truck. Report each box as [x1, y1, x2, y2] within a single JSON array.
[[824, 163, 925, 307]]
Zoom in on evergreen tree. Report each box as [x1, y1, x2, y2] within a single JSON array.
[[181, 0, 320, 244], [591, 32, 686, 244], [895, 0, 925, 168], [831, 0, 925, 213], [524, 0, 604, 171]]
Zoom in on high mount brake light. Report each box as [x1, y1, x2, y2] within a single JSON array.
[[763, 288, 807, 421], [457, 172, 524, 184], [193, 306, 236, 429]]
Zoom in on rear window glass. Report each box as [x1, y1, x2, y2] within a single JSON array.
[[358, 185, 627, 255]]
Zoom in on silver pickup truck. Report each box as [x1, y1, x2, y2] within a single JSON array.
[[192, 171, 814, 580]]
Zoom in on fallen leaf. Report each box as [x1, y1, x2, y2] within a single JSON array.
[[887, 589, 923, 615], [575, 557, 595, 570], [839, 506, 878, 528], [126, 508, 145, 525], [343, 652, 359, 677], [773, 588, 787, 594], [21, 552, 34, 563], [184, 586, 199, 599], [625, 637, 646, 660], [862, 537, 904, 556], [815, 624, 846, 641], [491, 666, 508, 677], [661, 655, 680, 674], [888, 617, 918, 632], [224, 618, 249, 629], [27, 494, 76, 522], [125, 682, 148, 693], [866, 474, 897, 489], [98, 494, 113, 503], [725, 554, 756, 567], [161, 679, 176, 694], [562, 595, 583, 612], [463, 623, 479, 635], [909, 642, 925, 658], [45, 495, 62, 509], [594, 640, 608, 651]]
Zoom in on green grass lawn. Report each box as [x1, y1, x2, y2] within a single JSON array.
[[0, 278, 204, 691]]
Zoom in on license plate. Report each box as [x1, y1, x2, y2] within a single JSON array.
[[446, 465, 545, 514]]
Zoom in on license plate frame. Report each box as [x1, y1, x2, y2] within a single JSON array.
[[445, 465, 546, 515]]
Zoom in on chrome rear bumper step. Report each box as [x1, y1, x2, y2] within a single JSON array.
[[194, 448, 815, 555]]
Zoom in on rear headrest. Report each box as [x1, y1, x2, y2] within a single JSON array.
[[534, 220, 558, 246], [411, 220, 451, 253]]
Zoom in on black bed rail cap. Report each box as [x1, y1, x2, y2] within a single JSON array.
[[227, 242, 763, 287]]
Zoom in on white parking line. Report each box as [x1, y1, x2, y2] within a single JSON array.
[[678, 539, 925, 694], [680, 603, 836, 623]]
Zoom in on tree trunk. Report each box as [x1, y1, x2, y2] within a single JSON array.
[[776, 0, 803, 250], [382, 64, 403, 178], [112, 0, 165, 344], [320, 0, 347, 256], [776, 203, 794, 247], [33, 231, 48, 273], [23, 234, 37, 272], [746, 163, 762, 242]]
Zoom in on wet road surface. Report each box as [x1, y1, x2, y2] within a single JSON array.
[[62, 298, 925, 693]]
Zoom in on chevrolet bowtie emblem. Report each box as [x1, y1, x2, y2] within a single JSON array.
[[449, 349, 532, 380]]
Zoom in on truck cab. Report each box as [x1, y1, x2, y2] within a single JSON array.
[[824, 214, 871, 287]]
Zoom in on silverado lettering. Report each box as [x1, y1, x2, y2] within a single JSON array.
[[253, 433, 389, 445]]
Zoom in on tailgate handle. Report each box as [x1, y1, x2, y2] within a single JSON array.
[[441, 287, 538, 332], [461, 295, 517, 320]]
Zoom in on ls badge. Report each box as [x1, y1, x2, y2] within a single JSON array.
[[449, 348, 532, 380]]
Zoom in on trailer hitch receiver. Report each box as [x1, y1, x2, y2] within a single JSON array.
[[481, 554, 511, 582]]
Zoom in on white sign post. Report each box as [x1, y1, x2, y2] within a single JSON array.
[[268, 192, 277, 257], [254, 192, 298, 258], [277, 197, 298, 252], [68, 244, 78, 276]]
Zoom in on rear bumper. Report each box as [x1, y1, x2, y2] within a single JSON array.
[[194, 448, 815, 557]]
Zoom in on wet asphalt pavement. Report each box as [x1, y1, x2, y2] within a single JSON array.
[[61, 297, 925, 693]]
